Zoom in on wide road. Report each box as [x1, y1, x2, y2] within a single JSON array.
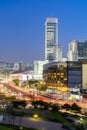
[[4, 81, 87, 109], [7, 81, 55, 102]]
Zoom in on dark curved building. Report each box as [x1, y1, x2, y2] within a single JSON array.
[[43, 61, 82, 90]]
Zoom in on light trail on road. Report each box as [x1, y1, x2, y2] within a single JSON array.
[[1, 81, 87, 109]]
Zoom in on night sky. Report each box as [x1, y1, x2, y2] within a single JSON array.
[[0, 0, 87, 63]]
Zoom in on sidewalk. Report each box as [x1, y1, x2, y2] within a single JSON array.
[[2, 116, 66, 130]]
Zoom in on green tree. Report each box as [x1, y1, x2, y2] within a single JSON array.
[[11, 100, 27, 109], [76, 123, 85, 130], [71, 103, 81, 113], [32, 100, 44, 109], [44, 102, 49, 110], [52, 104, 59, 112], [62, 103, 71, 110], [13, 79, 20, 86]]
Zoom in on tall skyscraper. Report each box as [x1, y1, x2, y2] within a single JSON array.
[[45, 18, 58, 62], [68, 40, 87, 61]]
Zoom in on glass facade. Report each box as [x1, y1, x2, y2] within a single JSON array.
[[78, 42, 87, 60], [45, 18, 58, 62], [68, 40, 87, 61], [67, 62, 82, 88], [43, 62, 68, 89], [43, 61, 82, 90]]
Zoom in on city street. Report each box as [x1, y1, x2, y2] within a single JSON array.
[[1, 79, 87, 110]]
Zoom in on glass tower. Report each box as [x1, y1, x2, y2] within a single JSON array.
[[45, 18, 58, 62], [68, 40, 87, 61]]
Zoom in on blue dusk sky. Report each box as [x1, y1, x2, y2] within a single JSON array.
[[0, 0, 87, 63]]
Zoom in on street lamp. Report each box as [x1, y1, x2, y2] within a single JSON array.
[[33, 114, 39, 119], [80, 118, 83, 121], [80, 117, 83, 124]]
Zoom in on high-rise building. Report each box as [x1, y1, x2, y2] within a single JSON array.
[[68, 40, 87, 61], [34, 60, 49, 75], [58, 45, 62, 61], [45, 18, 58, 62]]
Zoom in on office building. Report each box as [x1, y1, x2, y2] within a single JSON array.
[[43, 61, 82, 90], [43, 62, 68, 90], [45, 18, 58, 62], [58, 45, 62, 61], [68, 40, 87, 61], [34, 60, 49, 75], [0, 62, 14, 71], [67, 61, 82, 88]]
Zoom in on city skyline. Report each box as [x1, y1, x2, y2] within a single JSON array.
[[0, 0, 87, 63]]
